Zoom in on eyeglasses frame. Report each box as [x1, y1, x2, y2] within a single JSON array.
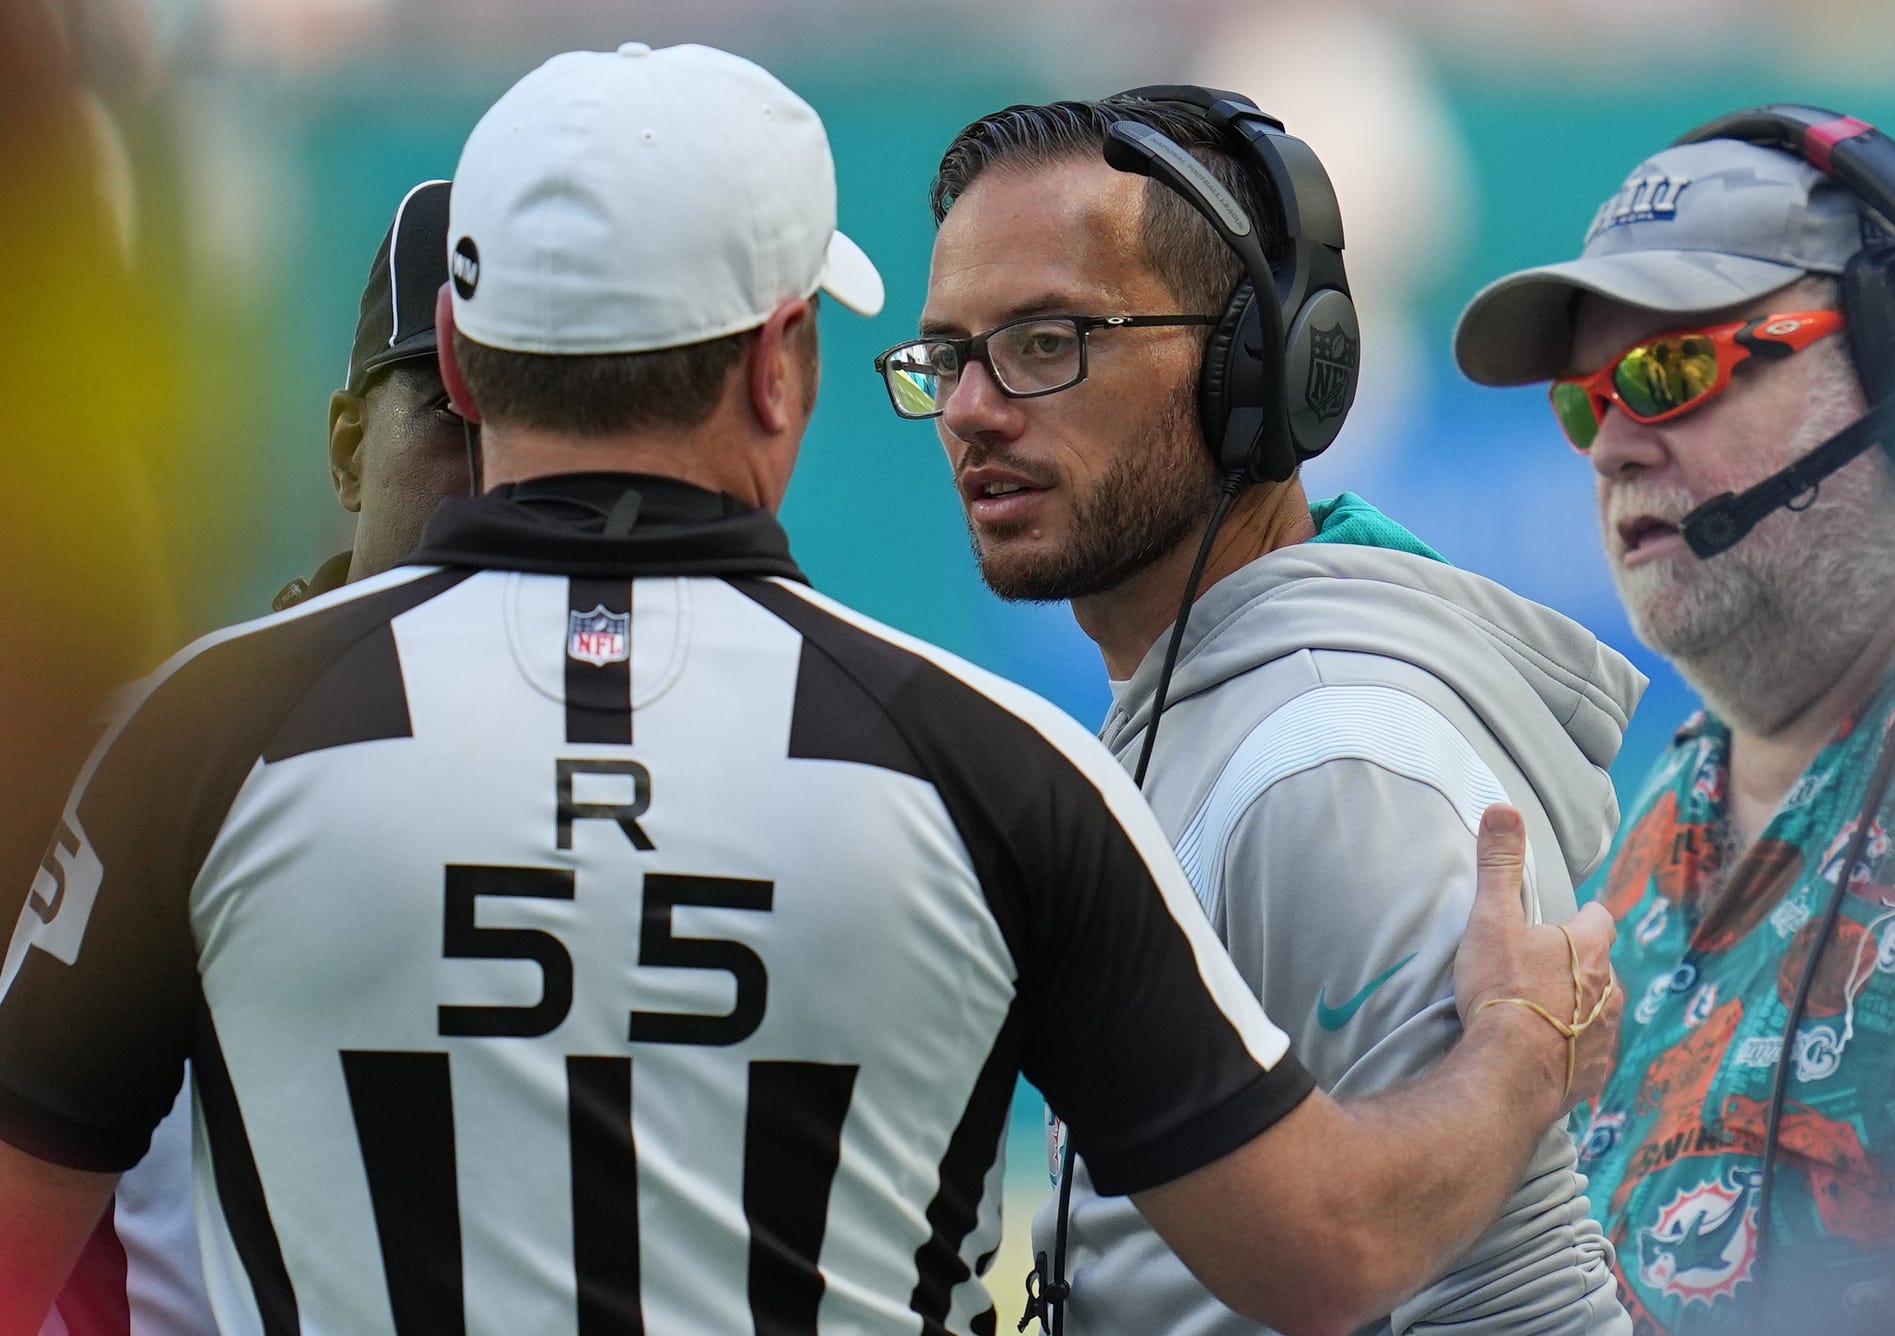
[[872, 313, 1216, 420]]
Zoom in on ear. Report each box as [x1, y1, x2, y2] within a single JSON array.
[[435, 282, 482, 423], [327, 389, 366, 514], [747, 295, 816, 435]]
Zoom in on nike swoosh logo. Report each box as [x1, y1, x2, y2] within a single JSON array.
[[1316, 954, 1418, 1031]]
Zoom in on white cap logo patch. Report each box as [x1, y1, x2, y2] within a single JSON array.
[[451, 236, 480, 300]]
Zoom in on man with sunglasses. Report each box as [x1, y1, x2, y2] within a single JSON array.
[[885, 95, 1641, 1335], [1457, 131, 1895, 1336]]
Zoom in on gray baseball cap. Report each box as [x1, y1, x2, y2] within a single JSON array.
[[1454, 137, 1889, 386]]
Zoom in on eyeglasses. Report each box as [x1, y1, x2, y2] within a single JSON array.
[[1549, 310, 1845, 451], [872, 313, 1215, 420]]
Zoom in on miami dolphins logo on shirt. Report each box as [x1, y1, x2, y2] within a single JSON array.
[[1818, 816, 1890, 888], [1577, 1109, 1625, 1163], [1635, 973, 1672, 1026], [1689, 754, 1724, 806], [1793, 1023, 1846, 1082], [1636, 1167, 1762, 1308]]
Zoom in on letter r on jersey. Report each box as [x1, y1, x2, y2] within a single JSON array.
[[557, 759, 655, 851]]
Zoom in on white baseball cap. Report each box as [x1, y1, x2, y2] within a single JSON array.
[[449, 41, 885, 355]]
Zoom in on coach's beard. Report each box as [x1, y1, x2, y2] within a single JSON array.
[[970, 385, 1216, 603]]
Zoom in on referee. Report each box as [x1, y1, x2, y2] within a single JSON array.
[[275, 177, 472, 611], [0, 44, 1617, 1336], [33, 177, 475, 1336]]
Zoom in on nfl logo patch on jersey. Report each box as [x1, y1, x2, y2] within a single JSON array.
[[568, 605, 630, 667]]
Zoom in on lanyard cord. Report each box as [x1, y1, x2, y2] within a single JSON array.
[[1128, 474, 1247, 791], [1745, 714, 1895, 1334], [1021, 471, 1246, 1336]]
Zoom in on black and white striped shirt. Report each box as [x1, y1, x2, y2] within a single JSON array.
[[0, 474, 1313, 1335]]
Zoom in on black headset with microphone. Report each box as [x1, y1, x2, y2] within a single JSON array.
[[1657, 103, 1895, 1336], [1672, 105, 1895, 557], [1103, 84, 1360, 485]]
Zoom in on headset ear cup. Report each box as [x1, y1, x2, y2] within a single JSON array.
[[1198, 280, 1293, 481], [1842, 243, 1895, 406], [1281, 288, 1361, 462], [1197, 281, 1249, 471]]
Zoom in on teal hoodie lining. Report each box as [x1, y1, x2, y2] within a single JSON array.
[[1308, 492, 1449, 565]]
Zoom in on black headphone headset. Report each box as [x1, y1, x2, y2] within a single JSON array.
[[1673, 105, 1895, 407], [1668, 105, 1895, 557], [1100, 85, 1359, 484]]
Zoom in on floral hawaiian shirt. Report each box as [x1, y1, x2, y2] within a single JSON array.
[[1578, 672, 1895, 1335]]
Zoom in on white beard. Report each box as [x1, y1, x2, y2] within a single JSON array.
[[1606, 352, 1895, 734]]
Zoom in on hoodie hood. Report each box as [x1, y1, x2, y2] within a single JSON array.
[[1104, 542, 1647, 884]]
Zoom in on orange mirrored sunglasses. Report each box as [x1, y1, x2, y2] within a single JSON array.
[[1550, 310, 1846, 450]]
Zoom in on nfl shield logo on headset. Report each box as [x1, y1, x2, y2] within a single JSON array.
[[568, 605, 630, 666], [1304, 323, 1358, 423]]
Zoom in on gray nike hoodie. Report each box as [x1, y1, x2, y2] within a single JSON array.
[[1031, 537, 1646, 1335]]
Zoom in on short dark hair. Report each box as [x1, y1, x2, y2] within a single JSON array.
[[453, 328, 756, 436], [931, 97, 1283, 319]]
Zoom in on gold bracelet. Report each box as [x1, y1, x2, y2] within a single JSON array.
[[1475, 924, 1616, 1101]]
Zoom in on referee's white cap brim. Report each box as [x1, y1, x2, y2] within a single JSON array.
[[822, 231, 884, 318]]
